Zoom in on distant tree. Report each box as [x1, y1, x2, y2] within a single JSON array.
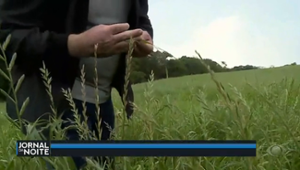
[[166, 59, 188, 77], [129, 52, 261, 84], [130, 71, 146, 84], [153, 51, 171, 79], [231, 65, 259, 71], [202, 59, 225, 72], [221, 61, 227, 68]]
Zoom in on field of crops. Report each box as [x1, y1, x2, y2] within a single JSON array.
[[0, 65, 300, 170]]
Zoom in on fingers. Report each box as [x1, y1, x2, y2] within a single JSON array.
[[113, 40, 153, 57], [140, 44, 153, 54], [134, 41, 153, 57], [109, 23, 130, 34], [112, 41, 131, 54], [113, 29, 143, 42]]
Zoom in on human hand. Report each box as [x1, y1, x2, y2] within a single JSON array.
[[68, 23, 143, 58], [132, 31, 153, 57]]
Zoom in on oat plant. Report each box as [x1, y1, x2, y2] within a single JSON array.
[[1, 33, 300, 170]]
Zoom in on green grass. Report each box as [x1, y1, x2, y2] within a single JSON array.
[[1, 65, 300, 170]]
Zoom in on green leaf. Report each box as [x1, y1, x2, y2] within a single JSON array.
[[2, 34, 11, 51], [0, 69, 10, 81], [14, 74, 25, 93], [8, 53, 17, 71], [19, 97, 30, 117], [0, 53, 6, 61], [0, 89, 15, 104]]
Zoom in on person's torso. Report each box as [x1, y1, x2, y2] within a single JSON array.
[[82, 0, 131, 85], [71, 0, 131, 104], [2, 0, 138, 84]]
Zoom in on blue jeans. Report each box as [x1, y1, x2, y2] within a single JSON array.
[[61, 98, 115, 170]]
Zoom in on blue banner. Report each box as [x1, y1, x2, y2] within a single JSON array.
[[17, 140, 256, 157]]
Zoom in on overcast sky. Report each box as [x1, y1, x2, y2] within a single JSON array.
[[148, 0, 300, 67]]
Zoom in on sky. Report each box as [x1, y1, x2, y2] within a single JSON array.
[[148, 0, 300, 68]]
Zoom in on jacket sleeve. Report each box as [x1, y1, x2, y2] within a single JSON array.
[[0, 1, 71, 67], [0, 28, 70, 66], [138, 0, 154, 39]]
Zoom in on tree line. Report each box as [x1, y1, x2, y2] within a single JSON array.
[[129, 51, 260, 84], [0, 50, 261, 101]]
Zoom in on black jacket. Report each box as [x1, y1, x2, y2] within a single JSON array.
[[0, 0, 153, 118]]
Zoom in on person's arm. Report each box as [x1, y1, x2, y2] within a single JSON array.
[[0, 27, 71, 65], [138, 0, 153, 39], [0, 0, 73, 67], [131, 0, 153, 58]]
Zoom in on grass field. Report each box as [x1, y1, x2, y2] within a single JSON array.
[[0, 65, 300, 170]]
